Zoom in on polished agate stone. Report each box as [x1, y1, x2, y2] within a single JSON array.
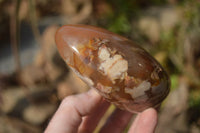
[[55, 25, 170, 113]]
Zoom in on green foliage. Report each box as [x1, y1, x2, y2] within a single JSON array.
[[189, 89, 200, 108], [182, 0, 200, 31], [103, 0, 169, 34], [104, 0, 138, 34], [108, 14, 131, 34], [159, 30, 177, 53], [170, 75, 178, 91]]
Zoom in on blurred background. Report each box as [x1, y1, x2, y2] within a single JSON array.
[[0, 0, 200, 132]]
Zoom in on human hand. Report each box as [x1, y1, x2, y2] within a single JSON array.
[[45, 89, 158, 133]]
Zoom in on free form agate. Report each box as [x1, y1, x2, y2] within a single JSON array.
[[55, 25, 170, 113]]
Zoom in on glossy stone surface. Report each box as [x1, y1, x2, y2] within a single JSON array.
[[55, 25, 170, 113]]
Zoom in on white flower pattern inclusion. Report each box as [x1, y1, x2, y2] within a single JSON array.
[[125, 81, 151, 99], [98, 45, 128, 84]]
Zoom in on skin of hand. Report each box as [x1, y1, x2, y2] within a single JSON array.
[[45, 89, 158, 133]]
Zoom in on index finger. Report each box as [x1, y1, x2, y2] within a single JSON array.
[[45, 89, 102, 133]]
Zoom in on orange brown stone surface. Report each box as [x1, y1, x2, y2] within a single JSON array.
[[55, 24, 170, 113]]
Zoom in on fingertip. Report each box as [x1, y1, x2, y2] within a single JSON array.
[[139, 108, 158, 133], [87, 89, 101, 99], [129, 108, 158, 133], [141, 108, 158, 124], [142, 108, 157, 116]]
